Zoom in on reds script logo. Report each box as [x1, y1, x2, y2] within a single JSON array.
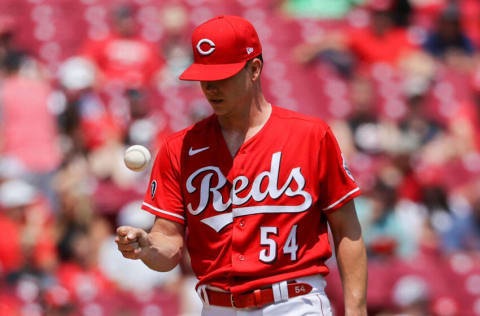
[[186, 152, 312, 232]]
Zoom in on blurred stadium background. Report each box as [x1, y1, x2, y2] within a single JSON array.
[[0, 0, 479, 315]]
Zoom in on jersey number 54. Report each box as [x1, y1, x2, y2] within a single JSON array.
[[259, 225, 298, 263]]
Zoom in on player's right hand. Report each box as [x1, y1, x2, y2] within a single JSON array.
[[115, 226, 150, 260]]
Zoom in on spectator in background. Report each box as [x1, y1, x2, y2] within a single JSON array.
[[396, 95, 443, 154], [441, 191, 480, 252], [0, 15, 19, 76], [56, 224, 113, 305], [0, 52, 62, 211], [294, 0, 418, 74], [158, 5, 192, 85], [0, 180, 36, 276], [356, 180, 416, 258], [57, 56, 123, 153], [347, 0, 417, 66], [419, 185, 467, 251], [56, 56, 147, 216], [78, 4, 165, 166], [424, 4, 475, 59], [82, 4, 164, 92], [0, 179, 57, 279], [345, 76, 384, 155]]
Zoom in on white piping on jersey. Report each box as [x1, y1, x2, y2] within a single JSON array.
[[233, 202, 313, 217], [142, 202, 185, 220], [322, 187, 360, 211], [200, 199, 314, 233]]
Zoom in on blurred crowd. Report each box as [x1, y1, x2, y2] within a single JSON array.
[[0, 0, 479, 315]]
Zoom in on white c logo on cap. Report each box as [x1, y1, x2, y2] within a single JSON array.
[[197, 39, 215, 56]]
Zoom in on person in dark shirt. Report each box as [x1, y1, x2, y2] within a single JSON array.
[[424, 5, 475, 58]]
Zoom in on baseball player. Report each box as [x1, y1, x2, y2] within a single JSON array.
[[116, 15, 367, 316]]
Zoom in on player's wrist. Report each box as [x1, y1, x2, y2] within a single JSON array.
[[344, 305, 367, 316], [137, 232, 153, 258]]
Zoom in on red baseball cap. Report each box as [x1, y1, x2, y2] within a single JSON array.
[[179, 15, 262, 81]]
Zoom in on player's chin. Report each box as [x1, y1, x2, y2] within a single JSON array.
[[209, 102, 229, 115]]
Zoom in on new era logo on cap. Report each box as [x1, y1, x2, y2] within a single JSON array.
[[179, 15, 262, 81]]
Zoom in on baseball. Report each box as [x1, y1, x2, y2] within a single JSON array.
[[124, 145, 151, 172]]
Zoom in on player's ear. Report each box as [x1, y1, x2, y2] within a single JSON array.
[[250, 58, 262, 82]]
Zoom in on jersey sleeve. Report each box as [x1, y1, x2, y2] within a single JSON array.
[[141, 140, 185, 224], [318, 127, 361, 213]]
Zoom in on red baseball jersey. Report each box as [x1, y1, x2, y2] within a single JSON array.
[[141, 106, 360, 294]]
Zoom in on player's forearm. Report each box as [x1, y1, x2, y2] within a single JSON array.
[[140, 231, 184, 272], [327, 201, 368, 316], [334, 235, 368, 316]]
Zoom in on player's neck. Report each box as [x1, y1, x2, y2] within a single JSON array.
[[218, 95, 271, 157], [217, 94, 271, 134]]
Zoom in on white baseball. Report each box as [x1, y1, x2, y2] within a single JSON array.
[[124, 145, 151, 172]]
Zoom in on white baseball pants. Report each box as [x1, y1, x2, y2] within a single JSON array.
[[199, 275, 333, 316]]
